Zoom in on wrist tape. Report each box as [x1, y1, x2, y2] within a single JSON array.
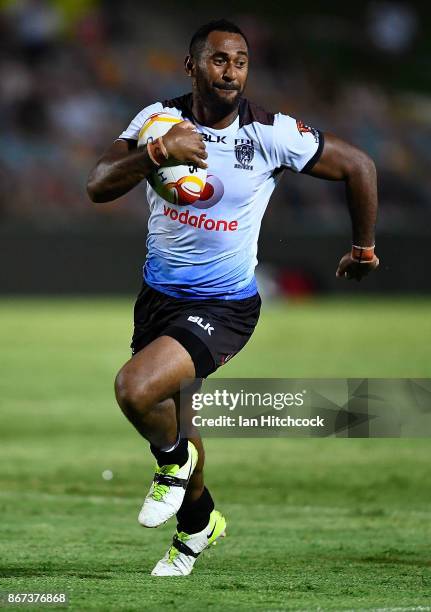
[[351, 244, 375, 263]]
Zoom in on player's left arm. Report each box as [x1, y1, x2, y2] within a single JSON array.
[[305, 132, 379, 281]]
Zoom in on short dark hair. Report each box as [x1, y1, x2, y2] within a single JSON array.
[[189, 19, 249, 58]]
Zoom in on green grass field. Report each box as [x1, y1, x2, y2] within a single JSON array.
[[1, 296, 431, 611]]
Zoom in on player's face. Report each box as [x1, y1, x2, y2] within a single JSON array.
[[191, 31, 249, 111]]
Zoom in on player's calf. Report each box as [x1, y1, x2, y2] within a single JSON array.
[[115, 372, 178, 448]]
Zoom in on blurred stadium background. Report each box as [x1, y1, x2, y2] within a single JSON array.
[[0, 0, 430, 294], [1, 1, 431, 610]]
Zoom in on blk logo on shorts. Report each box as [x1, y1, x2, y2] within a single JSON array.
[[234, 139, 254, 170], [187, 315, 215, 336]]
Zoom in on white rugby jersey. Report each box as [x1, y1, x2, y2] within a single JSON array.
[[118, 93, 324, 299]]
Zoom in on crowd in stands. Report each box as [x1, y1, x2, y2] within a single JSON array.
[[1, 0, 429, 232]]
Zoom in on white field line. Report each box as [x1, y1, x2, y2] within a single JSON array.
[[1, 490, 431, 518], [290, 607, 431, 612], [300, 606, 431, 612], [342, 608, 431, 612]]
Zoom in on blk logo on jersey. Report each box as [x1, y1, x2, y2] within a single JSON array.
[[234, 139, 254, 170], [187, 315, 214, 336], [202, 133, 227, 144]]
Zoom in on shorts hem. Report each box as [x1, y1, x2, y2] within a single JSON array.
[[162, 325, 216, 378]]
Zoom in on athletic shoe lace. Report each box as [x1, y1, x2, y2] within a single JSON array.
[[168, 532, 189, 564], [151, 464, 178, 501]]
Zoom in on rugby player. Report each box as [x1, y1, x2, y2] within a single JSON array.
[[87, 19, 379, 576]]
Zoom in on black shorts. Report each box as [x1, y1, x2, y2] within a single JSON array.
[[131, 281, 261, 378]]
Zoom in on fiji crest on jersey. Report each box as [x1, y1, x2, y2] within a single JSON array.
[[234, 139, 254, 171]]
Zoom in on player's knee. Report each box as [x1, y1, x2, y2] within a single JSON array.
[[114, 367, 155, 417]]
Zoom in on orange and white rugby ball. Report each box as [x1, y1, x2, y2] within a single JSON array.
[[138, 112, 207, 206]]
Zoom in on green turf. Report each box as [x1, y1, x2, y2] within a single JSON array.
[[1, 297, 430, 611]]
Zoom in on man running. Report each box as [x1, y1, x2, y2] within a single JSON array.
[[87, 19, 379, 576]]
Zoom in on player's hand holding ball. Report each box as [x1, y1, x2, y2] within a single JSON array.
[[163, 121, 208, 170], [336, 245, 379, 281], [138, 112, 208, 205]]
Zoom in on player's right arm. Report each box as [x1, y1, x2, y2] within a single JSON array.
[[87, 121, 208, 203], [270, 113, 379, 281]]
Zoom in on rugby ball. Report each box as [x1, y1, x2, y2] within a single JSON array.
[[138, 112, 207, 205]]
